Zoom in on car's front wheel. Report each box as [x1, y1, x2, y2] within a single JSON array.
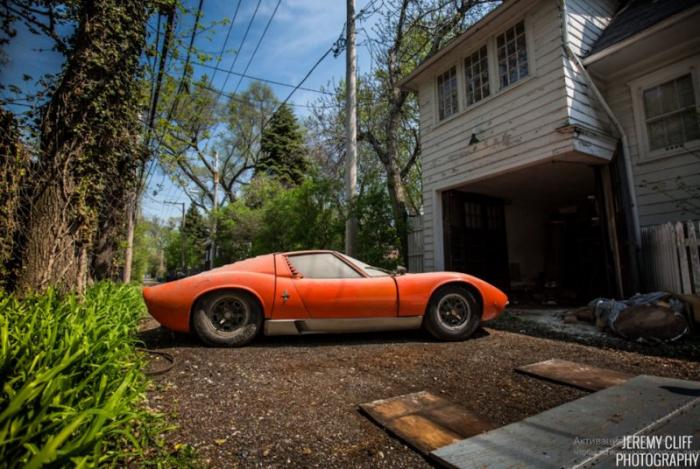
[[424, 285, 480, 341], [192, 290, 262, 346]]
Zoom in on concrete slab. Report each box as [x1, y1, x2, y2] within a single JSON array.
[[431, 375, 700, 469]]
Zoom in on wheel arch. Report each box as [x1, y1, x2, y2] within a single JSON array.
[[427, 281, 484, 318], [189, 286, 266, 331]]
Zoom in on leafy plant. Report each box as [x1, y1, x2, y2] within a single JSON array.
[[0, 283, 197, 467]]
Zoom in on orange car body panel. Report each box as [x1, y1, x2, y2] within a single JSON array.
[[143, 250, 508, 333]]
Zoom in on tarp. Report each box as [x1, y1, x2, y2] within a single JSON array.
[[588, 292, 689, 343]]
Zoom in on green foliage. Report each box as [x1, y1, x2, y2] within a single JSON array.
[[355, 183, 401, 270], [0, 283, 197, 467], [259, 104, 308, 186], [0, 108, 28, 290], [214, 175, 343, 261]]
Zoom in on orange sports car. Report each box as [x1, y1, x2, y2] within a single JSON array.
[[143, 250, 508, 346]]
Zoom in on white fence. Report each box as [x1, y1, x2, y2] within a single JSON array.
[[407, 215, 424, 273], [641, 220, 700, 294]]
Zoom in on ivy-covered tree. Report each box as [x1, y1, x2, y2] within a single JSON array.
[[0, 107, 28, 290], [15, 0, 151, 294], [259, 103, 308, 186]]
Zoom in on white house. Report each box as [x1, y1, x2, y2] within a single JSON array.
[[401, 0, 700, 300]]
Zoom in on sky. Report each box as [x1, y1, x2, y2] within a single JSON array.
[[1, 0, 378, 222]]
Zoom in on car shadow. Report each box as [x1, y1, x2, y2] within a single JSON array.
[[137, 323, 491, 350]]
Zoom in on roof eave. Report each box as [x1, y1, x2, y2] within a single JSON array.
[[583, 3, 700, 66], [399, 0, 518, 92]]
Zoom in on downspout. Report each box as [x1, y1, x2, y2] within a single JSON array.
[[559, 0, 642, 282]]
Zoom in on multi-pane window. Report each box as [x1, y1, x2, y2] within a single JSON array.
[[643, 74, 699, 151], [437, 66, 459, 120], [497, 21, 528, 89], [464, 46, 490, 106]]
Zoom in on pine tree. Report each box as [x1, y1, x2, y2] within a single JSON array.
[[259, 104, 308, 186]]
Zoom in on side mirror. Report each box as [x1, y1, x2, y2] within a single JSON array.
[[395, 266, 407, 275]]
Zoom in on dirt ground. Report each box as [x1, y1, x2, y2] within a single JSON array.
[[139, 318, 700, 468]]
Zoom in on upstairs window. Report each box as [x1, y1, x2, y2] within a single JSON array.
[[437, 66, 459, 120], [643, 74, 699, 151], [497, 21, 528, 89], [464, 46, 490, 106]]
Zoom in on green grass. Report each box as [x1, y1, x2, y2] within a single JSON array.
[[0, 282, 198, 468]]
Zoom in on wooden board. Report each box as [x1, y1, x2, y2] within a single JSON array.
[[515, 358, 634, 391], [432, 375, 700, 468], [359, 391, 494, 454]]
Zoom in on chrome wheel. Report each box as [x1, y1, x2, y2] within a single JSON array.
[[436, 293, 471, 331], [206, 296, 250, 332]]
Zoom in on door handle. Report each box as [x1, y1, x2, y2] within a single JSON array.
[[281, 290, 290, 302]]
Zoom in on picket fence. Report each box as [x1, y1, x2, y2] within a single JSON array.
[[641, 220, 700, 294]]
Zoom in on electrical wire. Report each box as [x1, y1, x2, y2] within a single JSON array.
[[231, 0, 282, 95]]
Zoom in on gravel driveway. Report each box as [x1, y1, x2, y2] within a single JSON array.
[[139, 319, 700, 468]]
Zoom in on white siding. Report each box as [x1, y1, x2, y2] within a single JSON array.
[[565, 0, 618, 56], [604, 53, 700, 227], [417, 0, 571, 271], [563, 0, 617, 134]]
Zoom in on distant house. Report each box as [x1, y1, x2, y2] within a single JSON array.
[[401, 0, 700, 300]]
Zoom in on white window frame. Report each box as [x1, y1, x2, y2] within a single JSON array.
[[495, 19, 530, 90], [435, 65, 460, 121], [431, 14, 535, 126], [629, 55, 700, 162], [463, 45, 490, 107]]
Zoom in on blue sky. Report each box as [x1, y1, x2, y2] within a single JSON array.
[[1, 0, 377, 222]]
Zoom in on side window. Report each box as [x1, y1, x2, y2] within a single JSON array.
[[437, 66, 459, 120], [497, 21, 528, 89], [643, 73, 699, 151], [287, 253, 362, 279], [464, 45, 489, 106]]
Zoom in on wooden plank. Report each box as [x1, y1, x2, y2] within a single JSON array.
[[359, 391, 494, 454], [515, 358, 634, 391], [687, 221, 700, 294], [676, 221, 692, 294], [432, 375, 700, 469]]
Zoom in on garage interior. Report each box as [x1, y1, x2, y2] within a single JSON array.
[[442, 161, 616, 304]]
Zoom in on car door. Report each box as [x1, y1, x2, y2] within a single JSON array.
[[286, 252, 397, 318]]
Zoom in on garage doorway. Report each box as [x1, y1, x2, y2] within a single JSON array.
[[442, 192, 510, 290]]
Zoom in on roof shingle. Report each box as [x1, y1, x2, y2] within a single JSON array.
[[587, 0, 698, 56]]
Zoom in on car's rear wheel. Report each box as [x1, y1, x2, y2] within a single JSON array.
[[192, 290, 262, 346], [424, 285, 480, 341]]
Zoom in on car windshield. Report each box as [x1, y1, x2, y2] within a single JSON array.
[[341, 254, 392, 277]]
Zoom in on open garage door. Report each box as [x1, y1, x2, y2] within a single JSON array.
[[443, 191, 510, 290]]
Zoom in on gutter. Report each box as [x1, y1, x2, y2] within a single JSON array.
[[559, 0, 642, 254]]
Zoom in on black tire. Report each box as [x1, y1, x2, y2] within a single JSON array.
[[192, 290, 262, 347], [423, 285, 481, 341]]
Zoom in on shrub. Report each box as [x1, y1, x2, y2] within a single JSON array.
[[0, 283, 183, 467]]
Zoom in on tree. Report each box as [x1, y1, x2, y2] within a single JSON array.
[[181, 204, 208, 271], [157, 80, 279, 211], [259, 103, 308, 186], [0, 107, 28, 290], [359, 0, 496, 263], [15, 0, 150, 293]]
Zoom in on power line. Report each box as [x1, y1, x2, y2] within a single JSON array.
[[208, 0, 242, 85], [231, 0, 282, 95], [219, 0, 262, 93], [188, 59, 332, 95]]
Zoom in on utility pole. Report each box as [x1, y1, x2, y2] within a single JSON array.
[[210, 151, 219, 270], [164, 201, 186, 273], [344, 0, 358, 257]]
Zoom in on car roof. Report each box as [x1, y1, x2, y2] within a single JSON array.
[[280, 249, 340, 256]]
